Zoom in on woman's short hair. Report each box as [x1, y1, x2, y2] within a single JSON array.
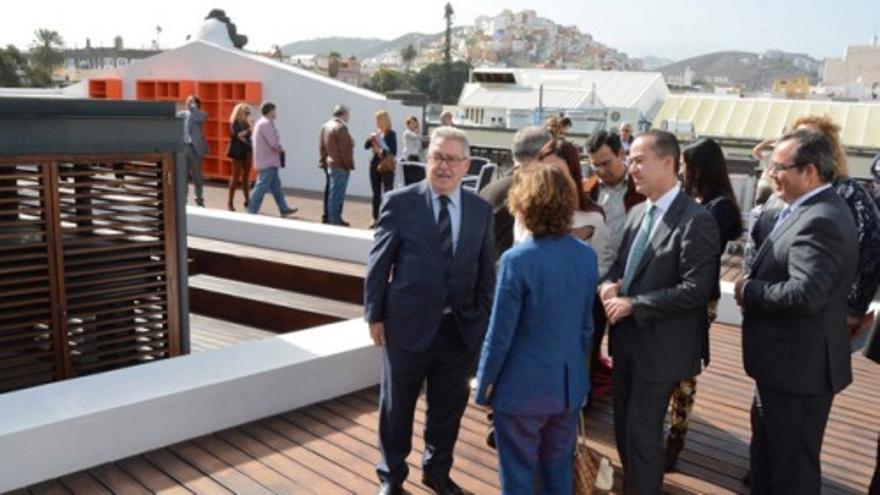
[[375, 110, 392, 131], [508, 162, 577, 238], [790, 114, 848, 178], [405, 115, 419, 126], [229, 103, 250, 124]]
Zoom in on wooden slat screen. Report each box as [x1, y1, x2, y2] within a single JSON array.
[[57, 161, 172, 377], [0, 163, 58, 391], [0, 156, 181, 393]]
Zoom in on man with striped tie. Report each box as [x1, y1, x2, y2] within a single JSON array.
[[365, 126, 495, 495], [599, 130, 719, 493]]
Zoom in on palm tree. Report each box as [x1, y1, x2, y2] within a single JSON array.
[[442, 3, 455, 103], [443, 4, 454, 65], [400, 44, 417, 74], [328, 51, 341, 78], [30, 29, 64, 72]]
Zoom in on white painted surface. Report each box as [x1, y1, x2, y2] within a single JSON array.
[[186, 206, 374, 263], [717, 281, 742, 326], [0, 319, 380, 491], [73, 40, 418, 197]]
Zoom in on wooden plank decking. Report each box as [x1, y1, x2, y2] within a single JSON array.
[[22, 323, 878, 494]]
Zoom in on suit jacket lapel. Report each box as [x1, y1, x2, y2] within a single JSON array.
[[630, 191, 687, 284], [751, 189, 829, 271]]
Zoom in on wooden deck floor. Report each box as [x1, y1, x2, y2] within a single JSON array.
[[22, 324, 877, 494]]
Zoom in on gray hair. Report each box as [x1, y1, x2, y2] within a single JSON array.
[[779, 129, 836, 183], [512, 126, 552, 165], [429, 126, 470, 157], [332, 104, 349, 117]]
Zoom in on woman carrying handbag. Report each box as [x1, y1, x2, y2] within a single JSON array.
[[364, 110, 396, 228]]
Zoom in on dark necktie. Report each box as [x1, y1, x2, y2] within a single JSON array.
[[438, 195, 453, 271]]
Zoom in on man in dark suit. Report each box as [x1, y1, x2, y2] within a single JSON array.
[[599, 130, 719, 493], [479, 126, 551, 262], [735, 129, 858, 494], [365, 126, 495, 495], [867, 314, 880, 495]]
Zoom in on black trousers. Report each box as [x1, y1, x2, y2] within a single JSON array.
[[750, 387, 833, 495], [377, 316, 473, 485], [613, 353, 677, 494], [370, 163, 394, 220], [322, 167, 330, 223]]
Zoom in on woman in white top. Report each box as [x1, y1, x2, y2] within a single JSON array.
[[401, 116, 423, 162], [513, 138, 609, 274]]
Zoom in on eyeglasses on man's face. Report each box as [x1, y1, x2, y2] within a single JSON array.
[[768, 160, 803, 173], [429, 153, 468, 166]]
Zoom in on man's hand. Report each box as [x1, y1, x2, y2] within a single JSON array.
[[599, 280, 622, 303], [369, 322, 386, 347], [734, 276, 747, 307], [605, 297, 633, 325], [848, 311, 875, 341]]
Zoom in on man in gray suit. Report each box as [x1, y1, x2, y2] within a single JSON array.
[[177, 95, 209, 206], [599, 130, 719, 493], [735, 129, 858, 494]]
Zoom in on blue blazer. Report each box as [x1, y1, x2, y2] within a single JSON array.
[[475, 235, 598, 416], [364, 181, 495, 352]]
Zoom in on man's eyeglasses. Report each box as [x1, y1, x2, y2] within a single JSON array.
[[429, 153, 467, 166], [768, 161, 803, 173]]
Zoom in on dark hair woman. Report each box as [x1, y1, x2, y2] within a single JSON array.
[[665, 136, 743, 470]]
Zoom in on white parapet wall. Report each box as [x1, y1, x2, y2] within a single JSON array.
[[184, 208, 749, 326], [186, 206, 375, 264], [717, 281, 742, 326], [0, 319, 380, 491]]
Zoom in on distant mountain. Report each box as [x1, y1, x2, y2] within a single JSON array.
[[280, 37, 387, 58], [640, 56, 675, 70], [658, 51, 820, 92], [281, 32, 446, 60]]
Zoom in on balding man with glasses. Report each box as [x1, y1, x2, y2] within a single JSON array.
[[735, 129, 859, 494], [365, 126, 495, 495]]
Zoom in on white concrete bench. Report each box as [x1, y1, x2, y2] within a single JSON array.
[[186, 206, 374, 264], [0, 319, 379, 491]]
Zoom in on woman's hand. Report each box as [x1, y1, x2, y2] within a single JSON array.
[[572, 225, 595, 241]]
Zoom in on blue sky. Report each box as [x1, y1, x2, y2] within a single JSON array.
[[2, 0, 877, 61]]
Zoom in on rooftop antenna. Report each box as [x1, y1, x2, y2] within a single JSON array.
[[152, 25, 162, 50]]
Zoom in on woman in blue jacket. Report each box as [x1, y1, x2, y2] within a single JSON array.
[[476, 162, 598, 494]]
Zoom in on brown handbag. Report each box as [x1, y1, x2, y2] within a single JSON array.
[[573, 412, 600, 494], [377, 154, 396, 174]]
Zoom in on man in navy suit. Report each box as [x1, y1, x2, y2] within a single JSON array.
[[365, 126, 495, 495]]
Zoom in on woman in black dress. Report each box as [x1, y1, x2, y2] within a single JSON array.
[[226, 103, 253, 210]]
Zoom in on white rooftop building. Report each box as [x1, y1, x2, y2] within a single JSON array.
[[65, 39, 415, 198], [457, 67, 670, 133]]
